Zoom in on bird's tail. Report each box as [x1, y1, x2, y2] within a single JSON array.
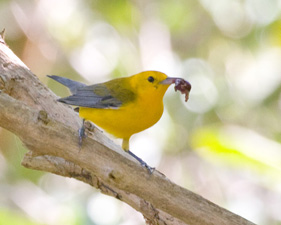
[[47, 75, 86, 94]]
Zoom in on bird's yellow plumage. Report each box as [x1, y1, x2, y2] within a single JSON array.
[[79, 71, 170, 150], [48, 71, 191, 172]]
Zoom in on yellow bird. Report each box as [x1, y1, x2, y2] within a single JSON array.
[[48, 71, 191, 172]]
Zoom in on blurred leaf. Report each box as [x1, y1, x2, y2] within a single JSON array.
[[267, 19, 281, 46], [0, 208, 42, 225], [190, 125, 281, 177], [91, 0, 140, 31], [160, 0, 195, 32]]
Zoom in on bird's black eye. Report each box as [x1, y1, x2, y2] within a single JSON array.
[[147, 76, 154, 83]]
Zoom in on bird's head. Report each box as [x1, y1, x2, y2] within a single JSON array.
[[131, 71, 191, 101]]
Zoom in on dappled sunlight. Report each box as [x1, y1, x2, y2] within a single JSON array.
[[226, 48, 281, 104], [182, 58, 218, 113], [70, 22, 120, 82]]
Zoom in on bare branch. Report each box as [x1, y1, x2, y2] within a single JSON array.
[[0, 36, 255, 225]]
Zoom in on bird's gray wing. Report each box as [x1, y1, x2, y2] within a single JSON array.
[[48, 75, 136, 109], [57, 84, 124, 108]]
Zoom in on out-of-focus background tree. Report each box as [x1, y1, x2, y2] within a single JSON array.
[[0, 0, 281, 224]]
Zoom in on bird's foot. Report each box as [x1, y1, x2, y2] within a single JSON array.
[[127, 150, 155, 174], [141, 162, 155, 174], [78, 119, 86, 149]]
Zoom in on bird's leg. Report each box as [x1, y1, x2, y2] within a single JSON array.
[[127, 150, 155, 174], [78, 119, 86, 148], [122, 139, 155, 173]]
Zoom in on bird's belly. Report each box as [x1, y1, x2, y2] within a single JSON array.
[[79, 103, 163, 139]]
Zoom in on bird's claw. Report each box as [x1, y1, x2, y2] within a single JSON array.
[[142, 163, 155, 174], [78, 119, 86, 149], [128, 150, 155, 174]]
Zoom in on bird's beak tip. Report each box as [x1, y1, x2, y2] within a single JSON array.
[[160, 77, 176, 85]]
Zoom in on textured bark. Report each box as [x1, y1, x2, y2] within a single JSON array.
[[0, 31, 255, 225]]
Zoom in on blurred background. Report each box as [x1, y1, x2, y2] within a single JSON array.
[[0, 0, 281, 224]]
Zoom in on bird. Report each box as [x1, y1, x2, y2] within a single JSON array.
[[48, 71, 191, 173]]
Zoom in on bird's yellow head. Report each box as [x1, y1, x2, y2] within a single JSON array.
[[129, 71, 173, 99]]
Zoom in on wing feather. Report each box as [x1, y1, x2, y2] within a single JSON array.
[[58, 81, 135, 109]]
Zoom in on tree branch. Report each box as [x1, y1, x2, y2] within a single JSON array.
[[0, 32, 255, 225]]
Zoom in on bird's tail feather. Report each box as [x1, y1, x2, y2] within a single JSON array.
[[47, 75, 86, 94]]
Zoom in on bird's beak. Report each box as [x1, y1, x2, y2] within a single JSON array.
[[160, 77, 178, 85]]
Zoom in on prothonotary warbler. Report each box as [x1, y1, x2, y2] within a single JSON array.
[[48, 71, 191, 173]]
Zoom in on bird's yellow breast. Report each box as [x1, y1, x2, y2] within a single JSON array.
[[79, 92, 165, 140]]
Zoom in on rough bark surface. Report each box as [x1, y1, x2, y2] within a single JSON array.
[[0, 31, 255, 225]]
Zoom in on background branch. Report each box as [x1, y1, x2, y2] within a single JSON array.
[[0, 33, 255, 225]]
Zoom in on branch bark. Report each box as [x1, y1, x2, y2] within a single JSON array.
[[0, 32, 255, 225]]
